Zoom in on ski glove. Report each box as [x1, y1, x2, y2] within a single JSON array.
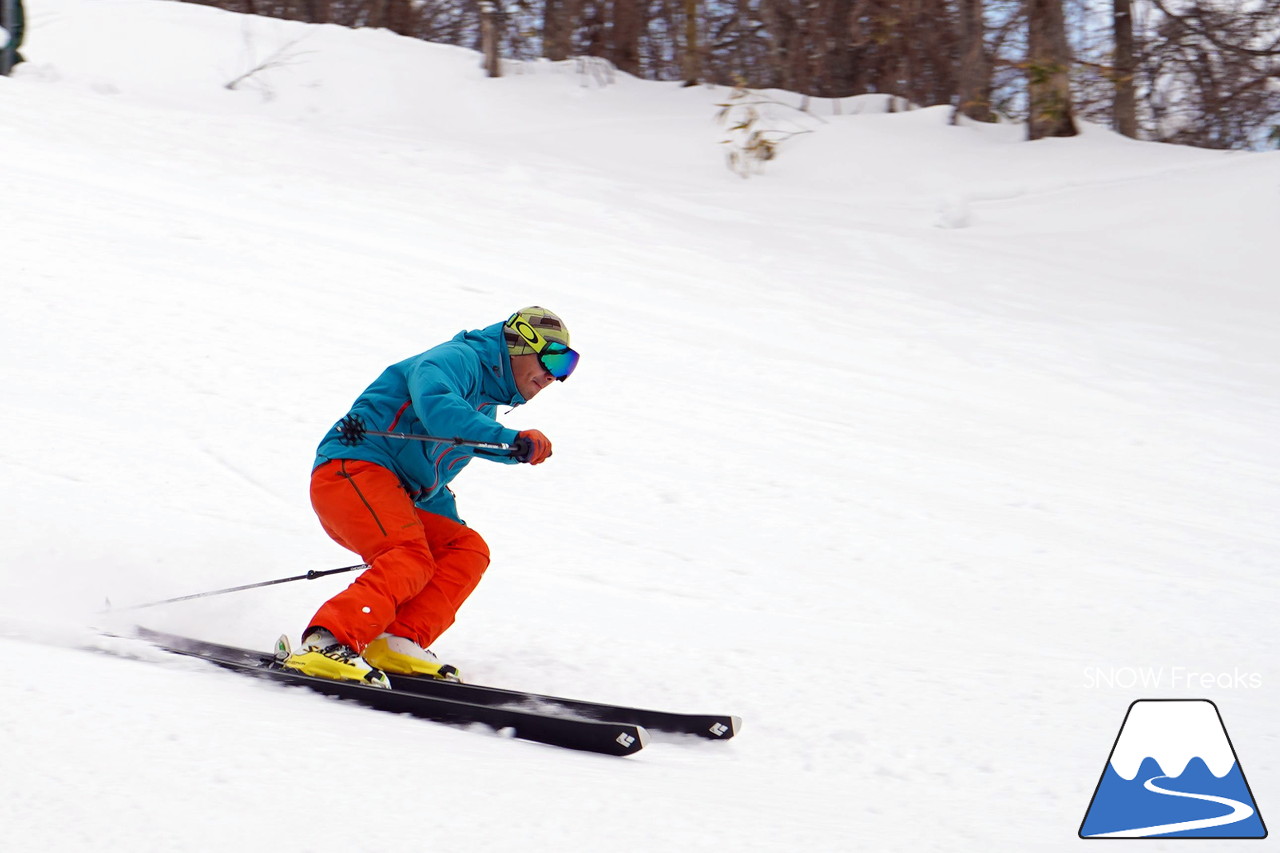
[[513, 429, 552, 465]]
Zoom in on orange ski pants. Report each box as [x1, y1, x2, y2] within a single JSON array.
[[306, 459, 490, 653]]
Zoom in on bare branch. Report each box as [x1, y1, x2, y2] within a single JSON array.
[[1147, 0, 1280, 60], [225, 31, 314, 92]]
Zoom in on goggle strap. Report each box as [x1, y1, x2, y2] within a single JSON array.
[[507, 313, 554, 355], [507, 314, 579, 380]]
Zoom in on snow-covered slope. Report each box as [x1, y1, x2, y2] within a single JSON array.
[[2, 1, 1278, 850]]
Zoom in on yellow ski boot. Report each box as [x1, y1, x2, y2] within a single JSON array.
[[278, 629, 391, 689], [363, 634, 462, 682]]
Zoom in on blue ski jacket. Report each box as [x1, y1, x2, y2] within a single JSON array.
[[314, 322, 525, 523]]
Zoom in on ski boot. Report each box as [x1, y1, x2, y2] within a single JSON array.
[[277, 628, 391, 689], [362, 634, 462, 682]]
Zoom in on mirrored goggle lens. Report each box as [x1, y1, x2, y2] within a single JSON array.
[[538, 342, 580, 380]]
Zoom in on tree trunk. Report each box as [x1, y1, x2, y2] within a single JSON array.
[[761, 0, 797, 92], [954, 0, 993, 121], [480, 1, 502, 77], [681, 0, 700, 85], [299, 0, 331, 22], [1112, 0, 1138, 137], [1026, 0, 1078, 138], [544, 0, 578, 61], [384, 0, 413, 34], [610, 0, 642, 76]]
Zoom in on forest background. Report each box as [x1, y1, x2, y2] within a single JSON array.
[[177, 0, 1280, 149]]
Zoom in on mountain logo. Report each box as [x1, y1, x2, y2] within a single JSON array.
[[1080, 699, 1266, 839]]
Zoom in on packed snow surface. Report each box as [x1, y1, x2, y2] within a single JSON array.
[[2, 2, 1279, 850]]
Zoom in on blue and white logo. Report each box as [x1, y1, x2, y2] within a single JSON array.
[[1080, 699, 1266, 838]]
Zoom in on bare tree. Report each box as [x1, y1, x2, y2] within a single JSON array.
[[1025, 0, 1078, 138], [681, 0, 700, 85], [609, 0, 643, 75], [1112, 0, 1137, 137], [1142, 0, 1280, 148], [954, 0, 993, 121], [479, 0, 502, 76], [543, 0, 579, 60]]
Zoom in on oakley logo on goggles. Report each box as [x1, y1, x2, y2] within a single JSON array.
[[507, 314, 580, 381]]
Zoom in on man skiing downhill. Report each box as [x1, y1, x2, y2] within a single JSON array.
[[281, 307, 578, 688]]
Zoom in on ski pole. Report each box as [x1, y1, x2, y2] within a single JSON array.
[[336, 414, 526, 457], [105, 563, 368, 612]]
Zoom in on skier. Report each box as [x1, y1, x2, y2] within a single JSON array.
[[282, 307, 578, 687]]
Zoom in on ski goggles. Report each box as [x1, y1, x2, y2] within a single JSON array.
[[506, 313, 580, 381]]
